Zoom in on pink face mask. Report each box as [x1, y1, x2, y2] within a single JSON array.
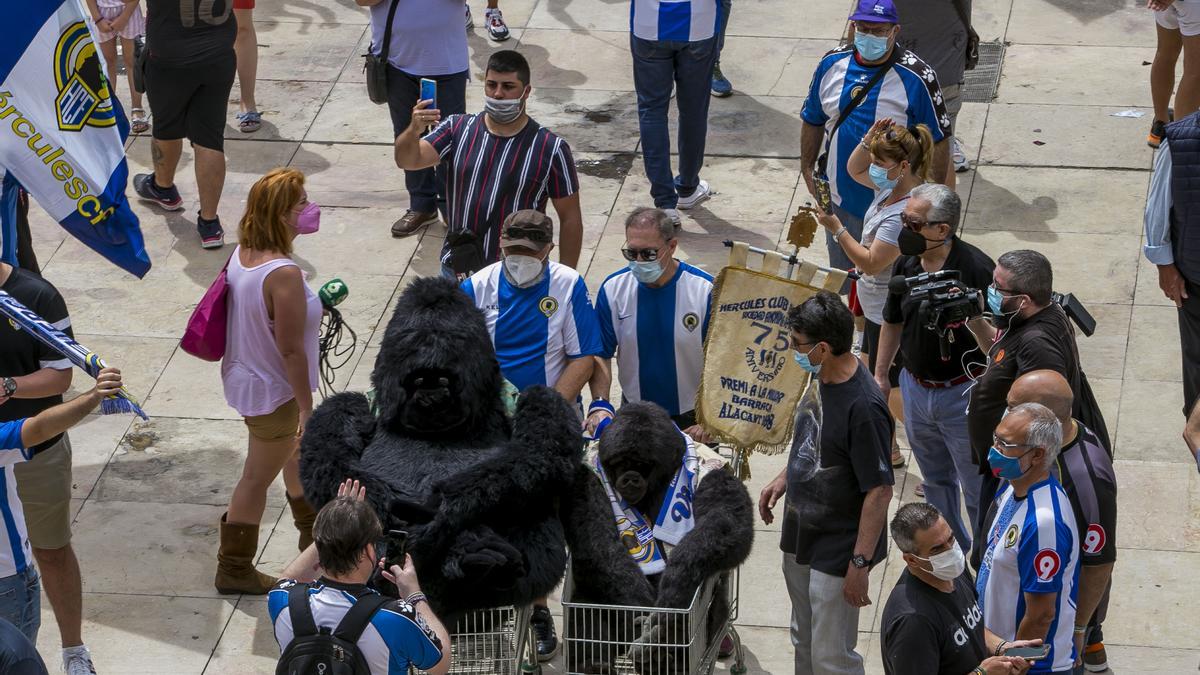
[[295, 201, 321, 234]]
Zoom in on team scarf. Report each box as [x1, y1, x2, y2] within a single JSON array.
[[591, 432, 699, 576], [0, 289, 146, 419]]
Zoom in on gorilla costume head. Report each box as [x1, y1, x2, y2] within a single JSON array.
[[370, 276, 508, 439], [596, 402, 684, 512]]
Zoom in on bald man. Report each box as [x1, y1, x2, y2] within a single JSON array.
[[1006, 370, 1117, 674]]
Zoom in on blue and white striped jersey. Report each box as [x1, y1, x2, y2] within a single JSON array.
[[462, 262, 604, 392], [0, 420, 33, 579], [801, 47, 951, 219], [630, 0, 721, 42], [595, 263, 712, 417], [269, 579, 443, 675], [976, 476, 1079, 674]]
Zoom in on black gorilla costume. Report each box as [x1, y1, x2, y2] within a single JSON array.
[[298, 277, 590, 619], [565, 403, 755, 673]]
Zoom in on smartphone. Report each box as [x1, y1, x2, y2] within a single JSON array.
[[419, 78, 437, 131], [1003, 644, 1050, 660], [813, 175, 833, 214], [379, 529, 409, 566]]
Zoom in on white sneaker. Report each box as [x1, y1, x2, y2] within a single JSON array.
[[484, 8, 510, 41], [676, 179, 711, 210], [464, 2, 474, 29], [951, 137, 969, 173], [664, 208, 682, 228], [63, 646, 97, 675]]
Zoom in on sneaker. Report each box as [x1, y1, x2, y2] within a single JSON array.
[[485, 8, 510, 41], [391, 209, 438, 238], [676, 179, 711, 210], [1083, 642, 1108, 673], [891, 445, 906, 468], [133, 173, 183, 211], [530, 605, 558, 662], [914, 482, 925, 498], [1148, 119, 1167, 149], [464, 2, 473, 29], [63, 646, 97, 675], [664, 208, 682, 228], [711, 62, 733, 98], [951, 136, 970, 173], [196, 213, 225, 249]]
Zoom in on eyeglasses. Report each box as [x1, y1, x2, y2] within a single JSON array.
[[621, 242, 667, 262], [503, 226, 552, 244], [989, 282, 1018, 296], [900, 212, 945, 231], [854, 21, 894, 36], [992, 434, 1032, 452]]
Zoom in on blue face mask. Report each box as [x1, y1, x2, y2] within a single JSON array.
[[868, 163, 898, 191], [793, 345, 822, 374], [987, 445, 1034, 480], [628, 260, 663, 284], [986, 285, 1004, 315], [854, 31, 891, 61]]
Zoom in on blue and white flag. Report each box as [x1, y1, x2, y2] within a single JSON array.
[[0, 0, 150, 277]]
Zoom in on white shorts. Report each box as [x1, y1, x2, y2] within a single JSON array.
[[1156, 2, 1200, 38]]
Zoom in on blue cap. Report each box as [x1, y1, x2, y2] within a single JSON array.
[[849, 0, 899, 24]]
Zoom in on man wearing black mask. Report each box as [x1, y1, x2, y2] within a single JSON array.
[[963, 249, 1102, 567], [875, 184, 994, 556]]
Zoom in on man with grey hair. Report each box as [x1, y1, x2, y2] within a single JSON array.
[[875, 181, 994, 554], [586, 207, 714, 442], [881, 502, 1037, 675], [964, 250, 1107, 562], [976, 402, 1080, 675]]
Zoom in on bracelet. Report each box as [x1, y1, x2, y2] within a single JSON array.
[[973, 668, 987, 675], [1073, 624, 1088, 634], [994, 640, 1007, 657], [832, 227, 847, 240], [859, 140, 871, 151], [406, 592, 427, 607]]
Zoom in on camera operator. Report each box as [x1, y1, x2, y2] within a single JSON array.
[[963, 250, 1105, 565], [875, 183, 993, 554]]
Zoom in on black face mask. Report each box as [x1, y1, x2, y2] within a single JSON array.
[[897, 227, 947, 256]]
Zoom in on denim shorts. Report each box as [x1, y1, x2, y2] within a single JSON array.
[[0, 566, 41, 644]]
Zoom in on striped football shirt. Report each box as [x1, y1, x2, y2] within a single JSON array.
[[630, 0, 721, 42]]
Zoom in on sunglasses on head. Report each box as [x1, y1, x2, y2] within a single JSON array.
[[621, 243, 664, 262], [503, 226, 552, 244]]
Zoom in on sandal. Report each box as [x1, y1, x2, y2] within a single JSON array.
[[130, 108, 149, 134], [237, 111, 262, 133]]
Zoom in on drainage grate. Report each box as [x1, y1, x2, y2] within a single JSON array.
[[961, 41, 1005, 103]]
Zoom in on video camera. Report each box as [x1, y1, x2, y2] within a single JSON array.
[[888, 270, 984, 362]]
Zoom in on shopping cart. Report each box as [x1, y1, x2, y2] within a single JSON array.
[[560, 567, 746, 675], [414, 605, 542, 675]]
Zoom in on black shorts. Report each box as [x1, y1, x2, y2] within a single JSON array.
[[145, 52, 235, 151], [863, 318, 902, 387]]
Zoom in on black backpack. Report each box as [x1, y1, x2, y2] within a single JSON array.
[[276, 583, 391, 675]]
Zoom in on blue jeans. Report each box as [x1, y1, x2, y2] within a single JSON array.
[[631, 35, 720, 209], [0, 567, 41, 644], [898, 369, 982, 553], [386, 67, 469, 215]]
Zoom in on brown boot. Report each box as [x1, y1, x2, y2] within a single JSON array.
[[287, 493, 317, 552], [214, 513, 277, 595]]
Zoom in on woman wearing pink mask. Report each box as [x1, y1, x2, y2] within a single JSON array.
[[214, 168, 323, 594]]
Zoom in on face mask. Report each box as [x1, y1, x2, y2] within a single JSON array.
[[484, 92, 526, 124], [628, 259, 663, 284], [868, 163, 898, 191], [793, 345, 822, 375], [854, 32, 891, 61], [913, 546, 966, 581], [897, 227, 933, 256], [986, 286, 1024, 329], [295, 201, 321, 234], [987, 445, 1035, 480], [503, 254, 545, 287]]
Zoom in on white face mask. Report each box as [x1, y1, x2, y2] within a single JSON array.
[[503, 254, 544, 287], [913, 546, 966, 581]]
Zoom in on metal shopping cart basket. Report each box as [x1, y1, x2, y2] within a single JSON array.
[[414, 604, 542, 674], [560, 566, 746, 675]]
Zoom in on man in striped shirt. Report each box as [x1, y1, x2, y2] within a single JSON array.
[[630, 0, 723, 225], [586, 207, 713, 441], [0, 368, 124, 644], [394, 50, 582, 279], [976, 403, 1079, 675]]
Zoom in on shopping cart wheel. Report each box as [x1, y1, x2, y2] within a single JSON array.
[[729, 664, 747, 675], [519, 661, 542, 675]]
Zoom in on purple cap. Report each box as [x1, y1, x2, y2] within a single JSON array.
[[849, 0, 899, 24]]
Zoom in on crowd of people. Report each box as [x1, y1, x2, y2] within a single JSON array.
[[1, 0, 1198, 674]]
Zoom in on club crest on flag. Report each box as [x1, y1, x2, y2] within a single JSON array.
[[53, 21, 114, 132]]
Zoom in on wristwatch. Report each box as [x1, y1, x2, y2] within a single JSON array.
[[1, 377, 16, 398], [850, 554, 870, 569]]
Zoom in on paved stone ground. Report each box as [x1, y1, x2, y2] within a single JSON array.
[[19, 0, 1200, 672]]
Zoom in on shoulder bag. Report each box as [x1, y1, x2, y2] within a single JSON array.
[[952, 0, 981, 71], [815, 48, 901, 180], [181, 256, 231, 362], [364, 0, 402, 104]]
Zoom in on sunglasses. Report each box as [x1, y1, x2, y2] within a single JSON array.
[[503, 226, 552, 244], [992, 435, 1033, 452], [899, 212, 946, 232], [621, 242, 667, 262]]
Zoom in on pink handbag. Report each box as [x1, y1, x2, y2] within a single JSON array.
[[181, 258, 230, 361]]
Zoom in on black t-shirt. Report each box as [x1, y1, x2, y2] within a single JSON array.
[[0, 268, 73, 452], [883, 238, 995, 381], [966, 304, 1081, 473], [881, 569, 988, 675], [781, 364, 895, 576], [0, 618, 48, 675], [1056, 423, 1118, 566], [146, 0, 237, 67]]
